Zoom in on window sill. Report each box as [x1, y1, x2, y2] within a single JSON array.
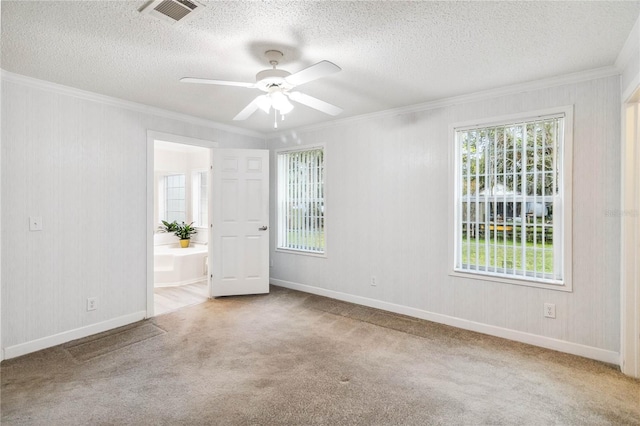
[[449, 269, 572, 292], [275, 248, 327, 259]]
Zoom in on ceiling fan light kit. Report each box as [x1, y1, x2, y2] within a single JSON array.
[[269, 91, 294, 114], [180, 50, 343, 128]]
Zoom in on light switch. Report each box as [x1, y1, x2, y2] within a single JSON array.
[[29, 216, 43, 231]]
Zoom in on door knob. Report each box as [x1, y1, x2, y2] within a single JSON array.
[[258, 226, 268, 231]]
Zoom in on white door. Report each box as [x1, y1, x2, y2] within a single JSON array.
[[211, 148, 270, 297]]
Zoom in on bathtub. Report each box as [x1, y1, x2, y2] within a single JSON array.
[[154, 243, 208, 287]]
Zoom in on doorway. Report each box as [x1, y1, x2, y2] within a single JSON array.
[[146, 131, 217, 317], [146, 131, 271, 318]]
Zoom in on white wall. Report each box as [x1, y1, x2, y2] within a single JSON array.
[[268, 74, 622, 363], [1, 73, 264, 355]]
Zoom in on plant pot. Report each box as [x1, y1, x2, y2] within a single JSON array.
[[179, 239, 190, 248]]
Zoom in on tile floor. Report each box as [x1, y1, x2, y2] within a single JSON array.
[[153, 280, 208, 316]]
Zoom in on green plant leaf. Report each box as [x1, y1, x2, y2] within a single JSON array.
[[174, 221, 198, 239]]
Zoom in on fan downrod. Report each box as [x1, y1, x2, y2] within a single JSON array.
[[265, 50, 284, 68]]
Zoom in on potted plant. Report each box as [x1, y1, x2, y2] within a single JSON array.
[[158, 220, 178, 233], [174, 221, 197, 248]]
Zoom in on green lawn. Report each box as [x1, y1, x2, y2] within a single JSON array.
[[461, 237, 553, 274], [284, 229, 553, 274], [286, 229, 325, 251]]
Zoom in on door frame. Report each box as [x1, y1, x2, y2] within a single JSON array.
[[146, 130, 218, 318], [621, 93, 640, 378]]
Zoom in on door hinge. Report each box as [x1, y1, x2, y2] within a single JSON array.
[[210, 165, 213, 170]]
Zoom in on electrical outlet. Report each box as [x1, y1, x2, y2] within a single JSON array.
[[371, 276, 377, 286], [544, 303, 556, 318], [87, 297, 97, 311]]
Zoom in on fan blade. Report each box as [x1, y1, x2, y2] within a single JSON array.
[[284, 61, 341, 87], [288, 92, 343, 116], [180, 77, 255, 88], [233, 97, 262, 120]]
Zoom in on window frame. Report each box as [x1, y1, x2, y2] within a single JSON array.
[[275, 143, 327, 257], [449, 106, 573, 292], [192, 169, 208, 228]]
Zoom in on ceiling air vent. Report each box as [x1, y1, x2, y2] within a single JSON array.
[[139, 0, 205, 25]]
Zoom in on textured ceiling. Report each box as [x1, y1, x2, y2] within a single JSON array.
[[2, 1, 640, 133]]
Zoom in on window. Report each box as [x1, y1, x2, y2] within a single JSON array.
[[277, 147, 325, 254], [453, 110, 571, 288], [165, 174, 186, 223], [193, 171, 208, 227]]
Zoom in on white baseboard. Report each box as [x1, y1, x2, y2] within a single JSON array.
[[3, 311, 147, 360], [271, 278, 620, 366]]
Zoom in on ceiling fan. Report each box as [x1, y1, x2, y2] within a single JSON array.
[[180, 50, 343, 127]]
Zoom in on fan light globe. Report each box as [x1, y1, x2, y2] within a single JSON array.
[[276, 100, 293, 115], [270, 91, 294, 114]]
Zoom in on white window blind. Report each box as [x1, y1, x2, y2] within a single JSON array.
[[455, 114, 566, 286], [277, 147, 325, 253]]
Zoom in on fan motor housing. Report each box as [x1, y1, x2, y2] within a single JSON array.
[[255, 69, 292, 91]]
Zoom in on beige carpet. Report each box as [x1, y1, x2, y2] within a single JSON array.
[[2, 285, 639, 425], [63, 322, 166, 362]]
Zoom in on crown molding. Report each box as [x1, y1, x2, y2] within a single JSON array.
[[2, 66, 620, 142], [269, 66, 620, 138], [1, 70, 265, 140]]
